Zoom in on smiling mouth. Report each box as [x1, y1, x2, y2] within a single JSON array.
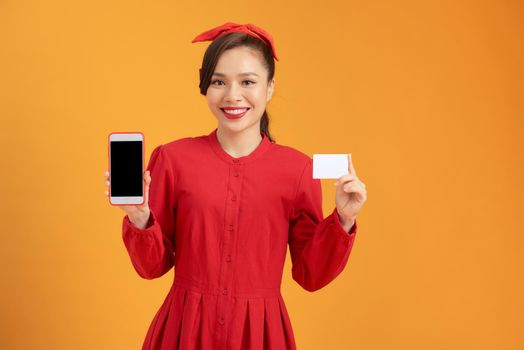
[[220, 107, 250, 119]]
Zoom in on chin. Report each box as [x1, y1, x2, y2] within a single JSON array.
[[220, 120, 258, 134], [221, 123, 247, 133]]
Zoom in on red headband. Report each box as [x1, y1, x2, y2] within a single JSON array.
[[191, 22, 279, 61]]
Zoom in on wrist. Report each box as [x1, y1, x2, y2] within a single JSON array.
[[342, 218, 355, 232], [129, 210, 151, 229], [337, 211, 356, 232]]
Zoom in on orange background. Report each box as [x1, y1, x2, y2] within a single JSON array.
[[1, 0, 523, 349]]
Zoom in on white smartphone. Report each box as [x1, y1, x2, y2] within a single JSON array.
[[108, 132, 145, 206]]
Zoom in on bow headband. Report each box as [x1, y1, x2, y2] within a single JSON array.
[[191, 22, 279, 61]]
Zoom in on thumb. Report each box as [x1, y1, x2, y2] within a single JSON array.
[[142, 170, 151, 207]]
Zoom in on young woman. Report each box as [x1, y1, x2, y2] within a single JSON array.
[[104, 22, 367, 350]]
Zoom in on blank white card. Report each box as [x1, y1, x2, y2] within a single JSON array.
[[312, 154, 349, 179]]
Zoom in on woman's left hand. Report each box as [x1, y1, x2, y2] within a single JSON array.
[[334, 154, 367, 228]]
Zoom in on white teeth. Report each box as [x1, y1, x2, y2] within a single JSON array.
[[223, 108, 248, 115]]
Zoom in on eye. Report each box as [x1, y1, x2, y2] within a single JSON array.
[[211, 79, 224, 86], [243, 80, 256, 86]]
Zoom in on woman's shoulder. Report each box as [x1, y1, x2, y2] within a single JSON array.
[[159, 134, 209, 153], [148, 134, 209, 169], [270, 142, 312, 166]]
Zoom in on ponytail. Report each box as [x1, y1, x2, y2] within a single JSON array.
[[260, 110, 275, 143]]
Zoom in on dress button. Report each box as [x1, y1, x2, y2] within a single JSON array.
[[218, 317, 225, 325], [223, 288, 228, 295], [233, 172, 239, 177], [231, 195, 237, 202], [226, 255, 232, 262], [228, 224, 234, 231], [233, 159, 239, 163]]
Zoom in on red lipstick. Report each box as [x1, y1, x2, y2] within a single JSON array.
[[220, 107, 250, 119]]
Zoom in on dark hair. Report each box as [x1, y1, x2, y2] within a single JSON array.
[[197, 32, 276, 143]]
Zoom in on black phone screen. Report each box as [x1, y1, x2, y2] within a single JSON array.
[[110, 140, 143, 197]]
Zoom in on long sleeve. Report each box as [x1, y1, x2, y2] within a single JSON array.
[[288, 157, 357, 292], [121, 144, 177, 279]]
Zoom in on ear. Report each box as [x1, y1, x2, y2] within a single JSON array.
[[266, 78, 275, 102]]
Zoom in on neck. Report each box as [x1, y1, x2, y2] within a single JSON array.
[[216, 125, 263, 158]]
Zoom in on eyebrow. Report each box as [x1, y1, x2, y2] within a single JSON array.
[[212, 72, 260, 77]]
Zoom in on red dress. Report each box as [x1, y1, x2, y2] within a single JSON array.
[[121, 128, 358, 350]]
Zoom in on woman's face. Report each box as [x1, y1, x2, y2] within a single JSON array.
[[206, 46, 274, 136]]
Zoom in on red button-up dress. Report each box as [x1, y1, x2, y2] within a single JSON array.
[[121, 128, 358, 350]]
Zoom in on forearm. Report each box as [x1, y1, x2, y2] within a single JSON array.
[[122, 211, 174, 279]]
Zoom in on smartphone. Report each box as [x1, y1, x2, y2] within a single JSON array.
[[108, 132, 145, 206]]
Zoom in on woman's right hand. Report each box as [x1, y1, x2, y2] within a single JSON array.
[[104, 169, 152, 229]]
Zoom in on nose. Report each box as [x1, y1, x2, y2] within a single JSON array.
[[224, 81, 242, 102]]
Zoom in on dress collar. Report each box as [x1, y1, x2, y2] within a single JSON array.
[[207, 128, 272, 164]]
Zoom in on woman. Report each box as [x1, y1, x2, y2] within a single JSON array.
[[104, 22, 367, 350]]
